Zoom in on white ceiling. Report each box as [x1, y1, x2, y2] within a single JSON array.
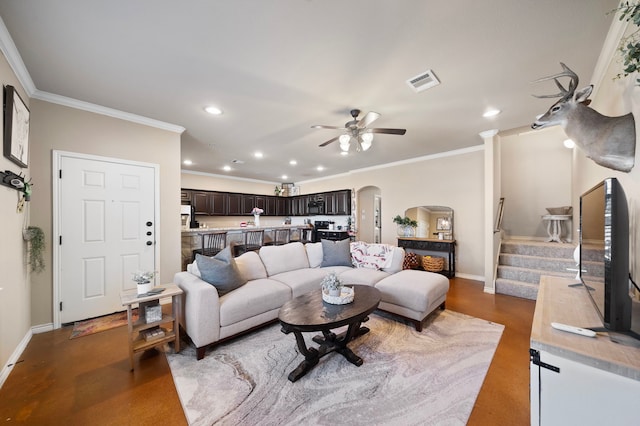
[[0, 0, 621, 183]]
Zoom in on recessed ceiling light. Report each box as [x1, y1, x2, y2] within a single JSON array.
[[223, 165, 231, 171], [205, 106, 223, 115], [281, 175, 288, 180], [254, 152, 263, 158], [316, 166, 325, 171], [563, 139, 575, 149], [289, 160, 297, 166], [483, 109, 501, 118], [183, 159, 193, 165]]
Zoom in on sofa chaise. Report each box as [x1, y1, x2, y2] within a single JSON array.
[[173, 240, 450, 360]]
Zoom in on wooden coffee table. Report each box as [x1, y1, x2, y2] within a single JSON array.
[[278, 285, 381, 382]]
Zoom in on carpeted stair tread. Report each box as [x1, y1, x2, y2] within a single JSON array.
[[495, 278, 539, 300], [497, 264, 574, 284], [499, 253, 576, 271]]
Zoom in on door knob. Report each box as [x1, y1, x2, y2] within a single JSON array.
[[146, 241, 153, 246]]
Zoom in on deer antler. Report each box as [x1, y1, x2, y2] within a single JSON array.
[[532, 62, 579, 100]]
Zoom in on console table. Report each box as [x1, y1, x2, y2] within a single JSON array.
[[397, 237, 455, 278], [530, 276, 640, 425], [541, 214, 572, 243]]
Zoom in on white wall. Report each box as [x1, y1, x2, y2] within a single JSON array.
[[29, 100, 182, 326], [500, 126, 573, 240], [0, 51, 30, 376]]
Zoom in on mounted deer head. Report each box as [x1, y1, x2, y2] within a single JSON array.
[[531, 62, 636, 173]]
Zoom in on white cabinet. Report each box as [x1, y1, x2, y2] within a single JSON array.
[[530, 276, 640, 426]]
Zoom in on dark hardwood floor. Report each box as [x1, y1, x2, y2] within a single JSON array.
[[0, 277, 534, 425]]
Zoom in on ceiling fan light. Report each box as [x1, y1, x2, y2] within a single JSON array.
[[340, 141, 350, 152], [339, 134, 351, 144], [360, 133, 373, 151]]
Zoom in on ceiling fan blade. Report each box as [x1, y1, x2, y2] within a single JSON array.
[[311, 125, 345, 130], [357, 111, 380, 128], [319, 136, 340, 147], [366, 128, 407, 135]]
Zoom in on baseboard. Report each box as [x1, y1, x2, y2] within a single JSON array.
[[455, 272, 484, 282], [32, 322, 54, 334], [0, 328, 32, 389]]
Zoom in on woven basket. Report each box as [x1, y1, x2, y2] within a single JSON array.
[[422, 255, 444, 272]]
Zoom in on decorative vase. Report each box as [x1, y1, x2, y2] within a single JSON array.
[[254, 214, 260, 227], [137, 281, 153, 295], [397, 225, 415, 237]]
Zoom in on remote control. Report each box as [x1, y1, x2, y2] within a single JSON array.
[[551, 322, 596, 338]]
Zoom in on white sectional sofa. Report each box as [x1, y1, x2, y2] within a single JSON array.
[[173, 241, 449, 360]]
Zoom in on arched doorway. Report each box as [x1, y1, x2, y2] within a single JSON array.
[[357, 186, 381, 243]]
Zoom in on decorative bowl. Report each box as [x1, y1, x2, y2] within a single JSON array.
[[322, 286, 354, 305]]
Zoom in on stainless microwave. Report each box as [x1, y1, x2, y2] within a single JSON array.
[[308, 200, 325, 215]]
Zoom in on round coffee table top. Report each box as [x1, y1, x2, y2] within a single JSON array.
[[278, 285, 381, 332]]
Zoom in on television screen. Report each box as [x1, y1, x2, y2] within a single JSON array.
[[579, 177, 631, 332]]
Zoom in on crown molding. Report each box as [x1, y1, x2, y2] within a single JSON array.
[[0, 15, 36, 95], [591, 7, 629, 96], [32, 90, 185, 134]]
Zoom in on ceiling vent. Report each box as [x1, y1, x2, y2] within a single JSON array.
[[406, 69, 440, 93], [232, 159, 244, 164]]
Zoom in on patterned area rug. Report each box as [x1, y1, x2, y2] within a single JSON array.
[[166, 310, 504, 425], [69, 309, 138, 339]]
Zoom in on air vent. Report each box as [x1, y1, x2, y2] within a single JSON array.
[[406, 69, 440, 93], [232, 159, 244, 164]]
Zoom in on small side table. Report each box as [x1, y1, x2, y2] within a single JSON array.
[[120, 283, 183, 371], [541, 214, 572, 243]]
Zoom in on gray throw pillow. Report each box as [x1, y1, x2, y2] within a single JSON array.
[[321, 238, 352, 267], [196, 247, 246, 296]]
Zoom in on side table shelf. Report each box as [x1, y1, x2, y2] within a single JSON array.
[[120, 283, 183, 371]]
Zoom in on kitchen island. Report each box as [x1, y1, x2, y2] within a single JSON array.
[[181, 224, 312, 270]]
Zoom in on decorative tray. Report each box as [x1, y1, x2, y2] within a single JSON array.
[[322, 286, 354, 305]]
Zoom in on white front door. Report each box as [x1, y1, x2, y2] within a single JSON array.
[[54, 152, 158, 325]]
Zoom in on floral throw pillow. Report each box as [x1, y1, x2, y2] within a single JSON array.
[[350, 241, 394, 270]]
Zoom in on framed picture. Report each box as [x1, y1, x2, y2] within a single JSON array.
[[436, 217, 451, 231], [3, 85, 30, 168]]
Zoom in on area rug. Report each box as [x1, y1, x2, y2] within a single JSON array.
[[166, 310, 504, 425], [69, 309, 138, 339]]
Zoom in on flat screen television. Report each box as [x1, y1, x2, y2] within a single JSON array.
[[579, 177, 633, 335]]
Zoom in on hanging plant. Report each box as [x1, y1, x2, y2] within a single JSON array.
[[612, 2, 640, 83], [23, 226, 45, 273]]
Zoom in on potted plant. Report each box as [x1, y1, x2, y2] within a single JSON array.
[[321, 272, 343, 297], [23, 226, 45, 273], [612, 2, 640, 84], [132, 271, 156, 295], [393, 215, 418, 237], [251, 207, 264, 227]]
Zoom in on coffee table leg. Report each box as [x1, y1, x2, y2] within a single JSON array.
[[288, 331, 320, 382]]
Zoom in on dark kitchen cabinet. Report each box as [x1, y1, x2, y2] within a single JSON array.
[[181, 190, 192, 204], [227, 193, 243, 215], [255, 195, 267, 213], [242, 195, 256, 215], [266, 196, 277, 216], [191, 191, 209, 214], [291, 195, 308, 216], [276, 197, 289, 216], [325, 190, 351, 215], [209, 192, 227, 215]]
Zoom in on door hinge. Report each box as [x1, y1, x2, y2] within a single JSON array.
[[530, 348, 560, 373], [59, 301, 63, 311]]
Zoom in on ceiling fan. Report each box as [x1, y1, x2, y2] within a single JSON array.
[[312, 109, 407, 152]]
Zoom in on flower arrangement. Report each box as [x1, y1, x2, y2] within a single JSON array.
[[251, 207, 264, 215], [321, 272, 342, 295], [132, 271, 156, 284]]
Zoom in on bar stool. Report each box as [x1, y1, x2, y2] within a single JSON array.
[[290, 227, 313, 244], [272, 228, 290, 246], [234, 229, 264, 256], [192, 231, 227, 261]]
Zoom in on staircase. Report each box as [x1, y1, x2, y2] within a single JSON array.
[[495, 240, 578, 300]]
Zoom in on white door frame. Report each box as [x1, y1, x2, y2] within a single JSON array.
[[52, 150, 160, 328]]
